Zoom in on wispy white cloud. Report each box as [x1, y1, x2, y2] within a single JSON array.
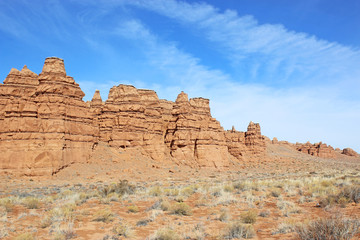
[[0, 0, 81, 43], [127, 0, 360, 89], [101, 0, 360, 151], [109, 18, 360, 151], [0, 2, 32, 38], [1, 0, 359, 151], [113, 19, 231, 99]]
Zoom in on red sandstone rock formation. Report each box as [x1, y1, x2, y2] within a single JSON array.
[[225, 127, 247, 160], [272, 137, 278, 144], [342, 148, 358, 157], [3, 57, 357, 175], [98, 85, 167, 161], [165, 92, 230, 168], [295, 142, 336, 158], [245, 121, 266, 154], [0, 58, 96, 175], [0, 57, 269, 175], [271, 138, 359, 159], [225, 122, 265, 160]]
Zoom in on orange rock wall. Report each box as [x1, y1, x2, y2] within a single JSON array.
[[342, 148, 358, 157], [0, 57, 266, 175], [294, 142, 336, 158], [0, 58, 97, 175]]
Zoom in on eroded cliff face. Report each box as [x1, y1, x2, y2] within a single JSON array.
[[0, 58, 96, 176], [295, 142, 336, 158], [270, 138, 358, 159], [342, 148, 358, 157], [1, 57, 358, 175], [98, 85, 167, 162], [164, 92, 231, 168], [0, 57, 270, 175]]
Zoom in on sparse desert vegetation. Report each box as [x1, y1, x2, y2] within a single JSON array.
[[1, 169, 360, 239]]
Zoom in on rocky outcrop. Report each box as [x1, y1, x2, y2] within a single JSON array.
[[0, 58, 96, 175], [4, 57, 357, 175], [0, 57, 268, 175], [165, 92, 230, 167], [245, 121, 266, 154], [0, 65, 40, 175], [271, 138, 360, 159], [342, 148, 358, 157], [225, 123, 265, 160], [295, 142, 336, 158], [98, 85, 167, 161], [225, 128, 247, 160], [90, 90, 103, 108]]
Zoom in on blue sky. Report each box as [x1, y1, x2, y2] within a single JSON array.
[[1, 0, 359, 152]]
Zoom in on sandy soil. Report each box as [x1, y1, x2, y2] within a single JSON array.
[[1, 144, 360, 239]]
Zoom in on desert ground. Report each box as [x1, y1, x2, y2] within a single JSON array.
[[1, 144, 360, 240]]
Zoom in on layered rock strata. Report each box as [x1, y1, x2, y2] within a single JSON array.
[[271, 139, 358, 159], [0, 58, 96, 175], [0, 57, 267, 175], [98, 85, 166, 161], [164, 92, 231, 167], [342, 148, 358, 157], [295, 142, 336, 158]]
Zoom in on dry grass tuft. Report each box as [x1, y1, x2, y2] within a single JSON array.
[[151, 228, 180, 240], [337, 186, 360, 204], [22, 197, 40, 209], [149, 186, 163, 197], [113, 222, 133, 238], [171, 202, 192, 216], [164, 188, 179, 197], [223, 221, 255, 239], [100, 180, 135, 197], [0, 198, 14, 212], [14, 232, 35, 240], [240, 210, 257, 224], [295, 216, 360, 240], [219, 209, 231, 222], [127, 205, 139, 213], [53, 221, 76, 240], [40, 215, 52, 228], [223, 184, 234, 193], [270, 188, 281, 198], [273, 221, 297, 235], [160, 200, 171, 211], [92, 208, 114, 223], [259, 210, 270, 217], [181, 186, 196, 197]]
